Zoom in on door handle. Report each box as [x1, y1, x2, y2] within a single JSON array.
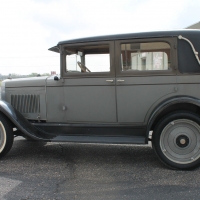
[[106, 80, 114, 83], [117, 79, 124, 82]]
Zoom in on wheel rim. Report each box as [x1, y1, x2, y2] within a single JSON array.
[[0, 121, 7, 153], [160, 119, 200, 164]]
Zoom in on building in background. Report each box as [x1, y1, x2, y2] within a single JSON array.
[[121, 42, 170, 71], [121, 21, 200, 72], [51, 71, 56, 75], [186, 22, 200, 29]]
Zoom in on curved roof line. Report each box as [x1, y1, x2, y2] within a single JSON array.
[[49, 29, 200, 52]]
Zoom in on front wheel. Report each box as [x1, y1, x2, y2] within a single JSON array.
[[0, 115, 14, 158], [152, 111, 200, 170]]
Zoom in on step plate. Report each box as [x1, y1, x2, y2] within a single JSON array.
[[51, 135, 145, 144]]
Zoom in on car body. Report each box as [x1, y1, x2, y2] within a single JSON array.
[[1, 30, 200, 169]]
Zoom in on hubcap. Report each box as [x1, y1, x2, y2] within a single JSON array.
[[0, 121, 7, 153], [160, 119, 200, 164], [176, 135, 189, 148]]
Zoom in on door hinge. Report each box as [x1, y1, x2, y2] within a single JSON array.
[[174, 44, 177, 49]]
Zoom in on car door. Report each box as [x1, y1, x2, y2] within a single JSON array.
[[115, 38, 178, 124], [60, 41, 117, 123]]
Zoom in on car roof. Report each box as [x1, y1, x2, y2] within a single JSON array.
[[49, 29, 200, 53]]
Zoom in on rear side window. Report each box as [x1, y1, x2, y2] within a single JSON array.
[[121, 42, 171, 71]]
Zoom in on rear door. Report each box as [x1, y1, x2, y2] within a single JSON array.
[[115, 38, 177, 124]]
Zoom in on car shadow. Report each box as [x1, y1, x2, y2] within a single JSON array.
[[4, 137, 164, 169]]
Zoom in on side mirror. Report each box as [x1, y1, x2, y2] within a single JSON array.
[[54, 76, 59, 81]]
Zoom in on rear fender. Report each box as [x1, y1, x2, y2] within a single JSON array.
[[146, 96, 200, 142]]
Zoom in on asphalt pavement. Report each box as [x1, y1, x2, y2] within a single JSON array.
[[0, 137, 200, 200], [1, 87, 200, 199]]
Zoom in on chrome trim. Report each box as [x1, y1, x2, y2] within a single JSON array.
[[106, 80, 114, 83], [178, 35, 200, 65]]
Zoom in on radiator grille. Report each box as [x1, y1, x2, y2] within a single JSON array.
[[11, 94, 40, 113]]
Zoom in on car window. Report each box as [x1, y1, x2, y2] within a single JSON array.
[[121, 42, 171, 71], [66, 44, 110, 73]]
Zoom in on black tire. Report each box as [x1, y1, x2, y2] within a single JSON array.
[[152, 111, 200, 170], [0, 114, 14, 158]]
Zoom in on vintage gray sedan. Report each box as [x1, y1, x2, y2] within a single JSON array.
[[1, 30, 200, 169]]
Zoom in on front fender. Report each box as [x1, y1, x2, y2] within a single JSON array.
[[146, 96, 200, 141], [0, 100, 52, 141]]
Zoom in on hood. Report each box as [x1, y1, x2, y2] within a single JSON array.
[[3, 76, 49, 88]]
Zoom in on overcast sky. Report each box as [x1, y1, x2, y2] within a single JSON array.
[[0, 0, 200, 75]]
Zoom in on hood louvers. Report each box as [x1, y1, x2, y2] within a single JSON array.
[[11, 94, 40, 113]]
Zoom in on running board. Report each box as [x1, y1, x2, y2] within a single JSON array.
[[51, 135, 146, 144], [0, 101, 146, 144]]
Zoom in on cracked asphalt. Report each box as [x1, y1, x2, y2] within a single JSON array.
[[0, 137, 200, 200]]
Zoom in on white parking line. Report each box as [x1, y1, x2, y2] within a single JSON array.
[[0, 177, 21, 200]]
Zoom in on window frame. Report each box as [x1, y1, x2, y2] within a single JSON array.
[[115, 37, 177, 77], [60, 41, 115, 78]]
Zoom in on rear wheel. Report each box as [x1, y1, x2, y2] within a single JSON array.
[[152, 111, 200, 170], [0, 115, 14, 158]]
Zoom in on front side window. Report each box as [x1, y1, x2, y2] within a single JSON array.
[[65, 44, 110, 73], [121, 42, 171, 71]]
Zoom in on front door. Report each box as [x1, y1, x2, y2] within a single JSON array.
[[62, 41, 116, 123]]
